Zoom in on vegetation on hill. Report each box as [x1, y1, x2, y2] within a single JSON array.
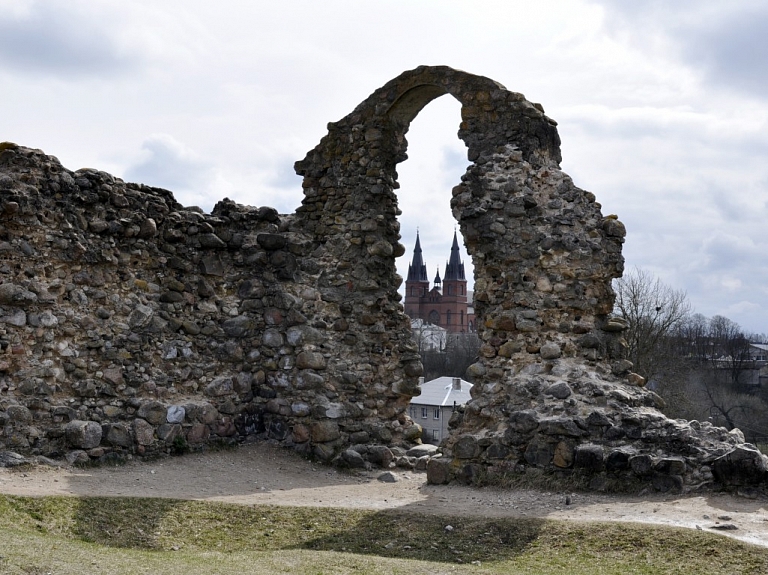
[[1, 494, 766, 574]]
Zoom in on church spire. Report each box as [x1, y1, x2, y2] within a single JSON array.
[[406, 231, 429, 282], [444, 231, 465, 280]]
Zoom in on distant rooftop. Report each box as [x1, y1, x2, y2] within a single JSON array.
[[410, 376, 473, 407]]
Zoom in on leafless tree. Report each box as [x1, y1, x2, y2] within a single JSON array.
[[705, 315, 754, 387], [613, 268, 768, 441], [419, 332, 480, 381], [613, 267, 692, 383], [701, 373, 768, 441]]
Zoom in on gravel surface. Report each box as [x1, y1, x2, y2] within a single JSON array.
[[2, 442, 768, 547]]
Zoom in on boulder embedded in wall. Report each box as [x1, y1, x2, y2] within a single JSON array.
[[1, 309, 26, 326], [66, 420, 102, 449], [6, 405, 33, 425], [106, 423, 133, 448], [453, 435, 480, 459], [544, 382, 572, 400], [573, 444, 604, 471], [311, 421, 340, 443], [540, 342, 562, 359], [137, 401, 167, 425], [712, 446, 768, 487], [166, 405, 186, 424], [133, 419, 155, 446], [367, 445, 394, 468], [296, 351, 326, 370], [222, 316, 254, 338], [128, 304, 154, 328], [205, 377, 234, 397], [0, 283, 37, 306], [426, 457, 453, 485], [341, 449, 367, 468]]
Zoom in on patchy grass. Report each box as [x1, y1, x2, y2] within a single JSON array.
[[0, 494, 767, 574]]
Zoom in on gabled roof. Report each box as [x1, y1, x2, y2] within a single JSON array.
[[410, 376, 473, 407]]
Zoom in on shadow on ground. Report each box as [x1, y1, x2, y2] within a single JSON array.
[[296, 511, 548, 564]]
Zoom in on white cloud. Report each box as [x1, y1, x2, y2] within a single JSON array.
[[0, 1, 141, 77], [592, 0, 768, 100], [3, 0, 768, 334], [123, 134, 216, 210]]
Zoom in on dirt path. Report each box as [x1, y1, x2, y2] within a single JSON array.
[[2, 442, 768, 547]]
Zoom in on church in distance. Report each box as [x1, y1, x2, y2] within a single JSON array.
[[403, 232, 475, 334]]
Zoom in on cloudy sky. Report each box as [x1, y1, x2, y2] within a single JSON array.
[[2, 0, 768, 333]]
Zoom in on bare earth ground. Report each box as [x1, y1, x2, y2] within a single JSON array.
[[2, 442, 768, 548]]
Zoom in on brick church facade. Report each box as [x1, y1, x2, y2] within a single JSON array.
[[403, 232, 475, 334]]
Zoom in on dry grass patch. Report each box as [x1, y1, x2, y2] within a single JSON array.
[[0, 494, 767, 574]]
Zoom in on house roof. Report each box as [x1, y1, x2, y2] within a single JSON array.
[[410, 376, 473, 407], [751, 343, 768, 352]]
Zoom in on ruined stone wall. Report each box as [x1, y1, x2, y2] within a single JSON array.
[[1, 65, 766, 491], [0, 143, 420, 466], [293, 65, 768, 490]]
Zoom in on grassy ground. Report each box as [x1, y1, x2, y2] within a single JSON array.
[[1, 494, 767, 574]]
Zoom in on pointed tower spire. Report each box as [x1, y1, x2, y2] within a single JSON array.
[[434, 266, 442, 287], [406, 231, 429, 282], [444, 231, 465, 280]]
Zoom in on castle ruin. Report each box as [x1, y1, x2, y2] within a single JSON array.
[[0, 66, 765, 491]]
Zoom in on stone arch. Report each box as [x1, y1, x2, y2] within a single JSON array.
[[294, 66, 616, 394], [1, 66, 763, 489], [294, 66, 760, 488]]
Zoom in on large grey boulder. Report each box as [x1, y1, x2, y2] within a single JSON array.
[[712, 446, 768, 486], [65, 420, 102, 449]]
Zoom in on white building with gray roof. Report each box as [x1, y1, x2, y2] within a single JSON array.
[[408, 376, 473, 445]]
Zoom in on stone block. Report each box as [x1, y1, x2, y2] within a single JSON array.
[[106, 423, 133, 447], [574, 444, 604, 471], [554, 441, 574, 468], [6, 405, 32, 425], [540, 342, 562, 359], [166, 405, 186, 424], [66, 420, 102, 449], [426, 457, 453, 485], [296, 351, 326, 370], [341, 449, 366, 468], [629, 454, 654, 476], [453, 435, 480, 459], [311, 421, 340, 443], [132, 419, 155, 446], [712, 446, 768, 486], [544, 382, 572, 399], [205, 376, 234, 397], [137, 401, 167, 425], [508, 410, 540, 433], [368, 445, 394, 468]]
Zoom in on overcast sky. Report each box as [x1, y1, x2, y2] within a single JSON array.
[[3, 0, 768, 334]]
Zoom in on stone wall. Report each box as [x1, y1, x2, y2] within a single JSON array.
[[1, 66, 766, 490], [0, 143, 420, 466]]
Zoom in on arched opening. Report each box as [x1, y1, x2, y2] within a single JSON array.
[[394, 94, 470, 293], [392, 89, 478, 383]]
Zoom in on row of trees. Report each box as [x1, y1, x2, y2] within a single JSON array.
[[614, 268, 768, 442], [412, 320, 481, 382], [411, 268, 768, 441]]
